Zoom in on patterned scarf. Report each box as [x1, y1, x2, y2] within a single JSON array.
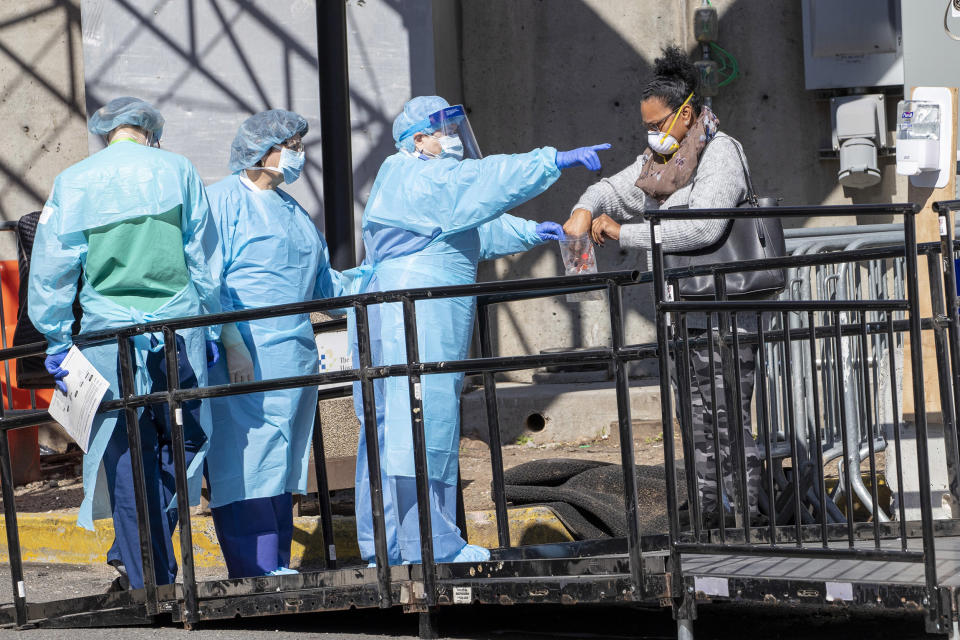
[[634, 105, 720, 203]]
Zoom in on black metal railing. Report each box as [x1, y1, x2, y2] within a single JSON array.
[[646, 202, 960, 632], [0, 202, 957, 635]]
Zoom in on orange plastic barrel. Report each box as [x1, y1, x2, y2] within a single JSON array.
[[0, 260, 46, 485]]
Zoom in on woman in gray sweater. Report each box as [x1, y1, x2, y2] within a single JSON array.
[[564, 46, 762, 529]]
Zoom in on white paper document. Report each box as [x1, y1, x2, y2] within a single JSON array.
[[47, 347, 110, 453]]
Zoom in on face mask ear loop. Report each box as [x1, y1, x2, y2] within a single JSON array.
[[656, 91, 695, 161]]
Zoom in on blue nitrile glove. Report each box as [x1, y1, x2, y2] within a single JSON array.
[[44, 350, 69, 394], [535, 221, 566, 242], [206, 340, 220, 368], [555, 144, 611, 171]]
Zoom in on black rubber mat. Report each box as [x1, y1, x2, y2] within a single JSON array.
[[503, 458, 687, 539]]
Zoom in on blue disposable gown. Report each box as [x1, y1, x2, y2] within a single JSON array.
[[204, 175, 342, 509], [346, 148, 559, 562], [28, 141, 221, 530]]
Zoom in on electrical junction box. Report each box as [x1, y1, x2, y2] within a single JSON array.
[[831, 94, 886, 188], [801, 0, 903, 90]]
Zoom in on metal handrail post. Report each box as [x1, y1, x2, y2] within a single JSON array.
[[400, 297, 437, 606], [160, 327, 198, 626], [477, 303, 511, 548], [311, 406, 337, 570], [609, 281, 644, 594], [0, 428, 26, 626], [902, 213, 941, 632], [352, 303, 392, 606], [116, 335, 159, 615], [671, 300, 702, 538], [648, 219, 682, 601]]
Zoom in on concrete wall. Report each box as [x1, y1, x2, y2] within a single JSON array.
[[0, 1, 924, 371], [0, 1, 88, 258], [461, 0, 910, 380]]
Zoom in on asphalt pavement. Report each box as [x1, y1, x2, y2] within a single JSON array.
[[0, 564, 944, 639]]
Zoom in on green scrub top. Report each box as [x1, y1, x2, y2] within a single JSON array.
[[84, 206, 189, 312]]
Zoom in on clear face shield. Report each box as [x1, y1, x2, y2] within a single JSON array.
[[401, 105, 482, 160]]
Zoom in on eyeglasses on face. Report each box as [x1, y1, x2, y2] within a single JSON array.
[[643, 107, 682, 133]]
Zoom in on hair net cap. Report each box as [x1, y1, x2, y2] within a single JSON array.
[[392, 96, 450, 151], [229, 109, 309, 173], [88, 97, 165, 139]]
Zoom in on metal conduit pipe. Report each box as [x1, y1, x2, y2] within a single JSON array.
[[835, 237, 891, 523], [785, 232, 906, 253], [785, 224, 905, 239]]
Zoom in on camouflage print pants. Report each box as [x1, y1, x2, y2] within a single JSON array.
[[672, 331, 762, 515]]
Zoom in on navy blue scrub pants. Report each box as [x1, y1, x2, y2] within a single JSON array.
[[210, 493, 294, 578], [102, 335, 205, 590]]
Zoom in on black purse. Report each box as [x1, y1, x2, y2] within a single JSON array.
[[662, 140, 786, 300]]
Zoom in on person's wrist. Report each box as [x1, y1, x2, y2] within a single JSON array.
[[564, 208, 592, 235]]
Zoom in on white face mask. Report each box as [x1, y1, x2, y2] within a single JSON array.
[[438, 134, 464, 160], [420, 134, 464, 161], [248, 146, 306, 183], [647, 131, 680, 156], [645, 92, 694, 157]]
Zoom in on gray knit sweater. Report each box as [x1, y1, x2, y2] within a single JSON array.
[[571, 132, 750, 252]]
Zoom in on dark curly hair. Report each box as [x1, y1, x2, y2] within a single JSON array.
[[642, 45, 703, 116]]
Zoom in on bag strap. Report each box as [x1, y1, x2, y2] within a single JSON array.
[[725, 136, 758, 207]]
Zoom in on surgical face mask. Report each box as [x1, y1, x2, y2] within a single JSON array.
[[438, 134, 464, 160], [276, 147, 305, 183], [420, 134, 464, 161], [251, 146, 306, 183]]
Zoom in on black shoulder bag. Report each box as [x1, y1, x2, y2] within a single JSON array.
[[662, 140, 786, 300]]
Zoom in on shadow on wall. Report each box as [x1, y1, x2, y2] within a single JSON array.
[[80, 0, 434, 251], [464, 0, 907, 367], [462, 0, 659, 364], [0, 0, 87, 222]]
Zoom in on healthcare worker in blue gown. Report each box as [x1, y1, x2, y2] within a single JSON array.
[[28, 97, 222, 590], [347, 95, 610, 565], [204, 109, 343, 578]]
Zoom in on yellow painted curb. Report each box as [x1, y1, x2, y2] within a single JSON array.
[[0, 506, 573, 568]]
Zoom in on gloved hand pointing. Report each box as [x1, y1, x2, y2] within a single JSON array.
[[555, 144, 611, 171], [44, 350, 69, 394], [535, 221, 566, 242]]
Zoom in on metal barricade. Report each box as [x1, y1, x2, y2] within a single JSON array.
[[767, 224, 910, 523]]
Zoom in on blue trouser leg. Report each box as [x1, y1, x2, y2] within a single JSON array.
[[106, 538, 122, 568], [102, 335, 205, 590], [210, 493, 294, 578], [394, 476, 466, 563], [274, 492, 294, 569]]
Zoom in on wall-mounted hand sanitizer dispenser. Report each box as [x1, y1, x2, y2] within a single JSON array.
[[895, 87, 953, 188], [896, 100, 940, 175]]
